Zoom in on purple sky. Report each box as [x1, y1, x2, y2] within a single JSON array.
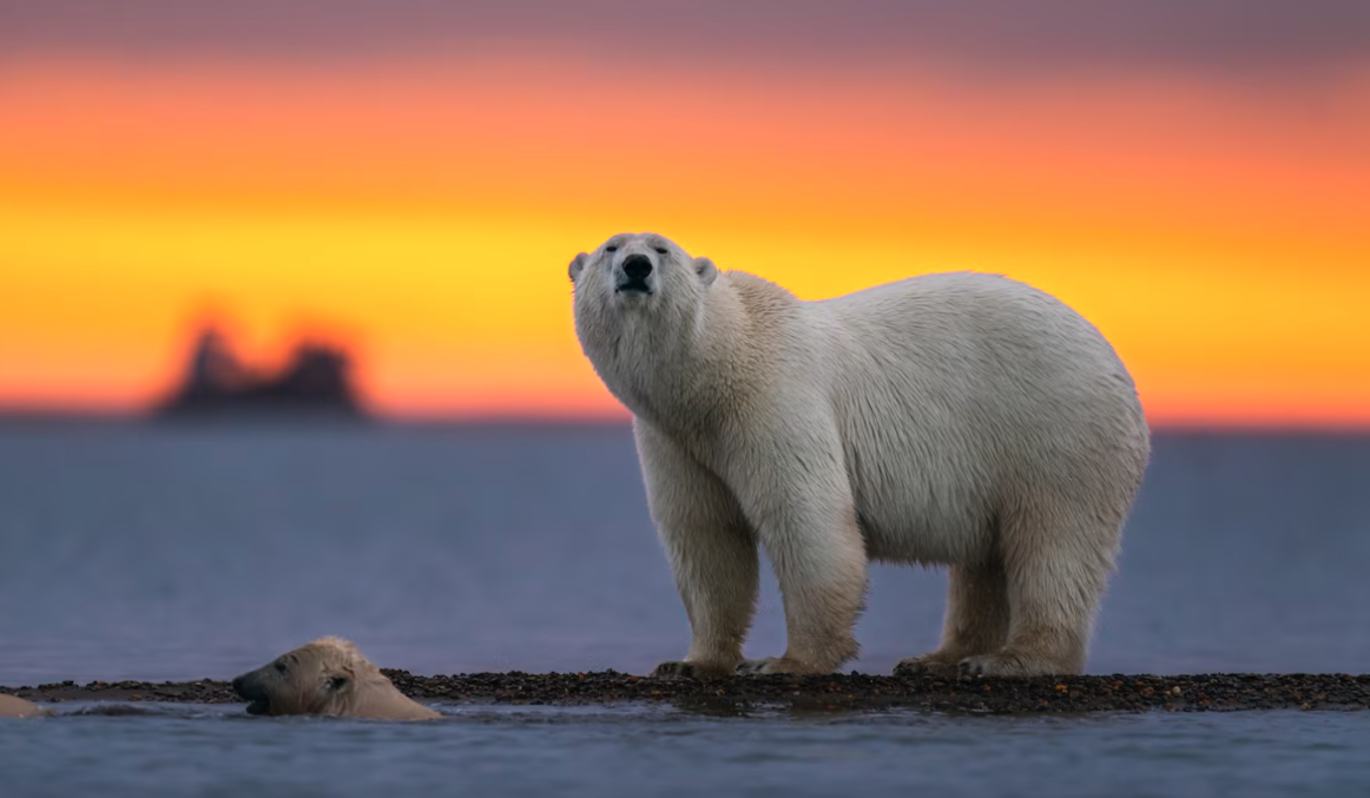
[[2, 0, 1367, 73]]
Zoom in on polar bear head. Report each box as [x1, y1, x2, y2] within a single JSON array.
[[232, 637, 370, 716], [568, 232, 717, 323], [231, 637, 438, 720]]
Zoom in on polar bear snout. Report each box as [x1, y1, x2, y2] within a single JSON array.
[[231, 671, 271, 715], [616, 253, 655, 295]]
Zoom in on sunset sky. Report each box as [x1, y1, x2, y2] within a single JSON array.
[[2, 1, 1367, 426]]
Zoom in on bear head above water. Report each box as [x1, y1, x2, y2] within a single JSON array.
[[231, 637, 440, 721]]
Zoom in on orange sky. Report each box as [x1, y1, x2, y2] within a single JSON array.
[[1, 51, 1368, 427]]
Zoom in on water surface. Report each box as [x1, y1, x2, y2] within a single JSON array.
[[1, 422, 1368, 796]]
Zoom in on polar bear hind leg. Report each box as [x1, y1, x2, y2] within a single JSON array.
[[894, 559, 1012, 674], [963, 503, 1118, 677]]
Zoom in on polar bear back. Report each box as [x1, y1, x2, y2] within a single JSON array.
[[799, 271, 1148, 565]]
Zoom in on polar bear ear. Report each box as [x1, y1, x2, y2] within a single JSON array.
[[694, 257, 718, 286], [568, 252, 588, 283]]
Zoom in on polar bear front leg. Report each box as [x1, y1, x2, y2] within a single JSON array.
[[635, 422, 760, 680], [731, 434, 868, 675]]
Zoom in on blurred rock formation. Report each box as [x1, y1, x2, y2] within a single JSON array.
[[156, 325, 366, 420]]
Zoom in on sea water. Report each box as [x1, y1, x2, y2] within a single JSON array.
[[2, 422, 1368, 796]]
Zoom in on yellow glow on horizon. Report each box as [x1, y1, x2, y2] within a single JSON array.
[[2, 57, 1367, 425]]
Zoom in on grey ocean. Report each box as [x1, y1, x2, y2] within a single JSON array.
[[2, 422, 1369, 797]]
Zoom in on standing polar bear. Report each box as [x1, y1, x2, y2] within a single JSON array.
[[570, 232, 1150, 678]]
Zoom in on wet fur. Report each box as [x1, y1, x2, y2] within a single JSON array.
[[0, 694, 49, 718], [232, 637, 440, 720]]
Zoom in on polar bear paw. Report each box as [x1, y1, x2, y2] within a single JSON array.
[[651, 660, 736, 680], [892, 652, 963, 676], [735, 656, 827, 676], [957, 651, 1065, 678]]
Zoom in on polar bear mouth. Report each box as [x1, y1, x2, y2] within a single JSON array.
[[232, 673, 272, 715], [615, 279, 653, 296]]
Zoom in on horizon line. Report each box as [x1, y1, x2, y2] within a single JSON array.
[[2, 405, 1369, 437]]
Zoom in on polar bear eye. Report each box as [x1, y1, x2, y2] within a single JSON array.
[[327, 676, 349, 691], [274, 661, 288, 674], [605, 245, 619, 253], [653, 246, 668, 255]]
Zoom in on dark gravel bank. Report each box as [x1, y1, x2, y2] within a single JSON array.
[[6, 672, 1370, 714]]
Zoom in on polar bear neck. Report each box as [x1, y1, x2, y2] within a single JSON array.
[[587, 272, 792, 436]]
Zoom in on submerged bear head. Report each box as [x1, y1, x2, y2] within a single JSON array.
[[232, 637, 365, 716], [568, 232, 717, 315], [231, 636, 438, 720]]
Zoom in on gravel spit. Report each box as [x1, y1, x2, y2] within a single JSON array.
[[6, 672, 1369, 714]]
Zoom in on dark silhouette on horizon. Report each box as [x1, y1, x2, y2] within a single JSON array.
[[156, 326, 367, 420]]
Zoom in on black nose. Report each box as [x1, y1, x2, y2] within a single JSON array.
[[622, 254, 652, 281]]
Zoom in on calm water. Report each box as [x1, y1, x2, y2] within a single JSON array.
[[2, 421, 1369, 796], [5, 704, 1369, 798]]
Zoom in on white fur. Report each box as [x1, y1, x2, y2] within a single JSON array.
[[0, 694, 48, 718], [571, 233, 1150, 677]]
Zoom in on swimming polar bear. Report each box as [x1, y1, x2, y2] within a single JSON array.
[[231, 637, 440, 720], [0, 694, 49, 718], [570, 232, 1150, 678]]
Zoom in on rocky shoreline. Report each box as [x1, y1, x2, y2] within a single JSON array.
[[5, 672, 1370, 714]]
